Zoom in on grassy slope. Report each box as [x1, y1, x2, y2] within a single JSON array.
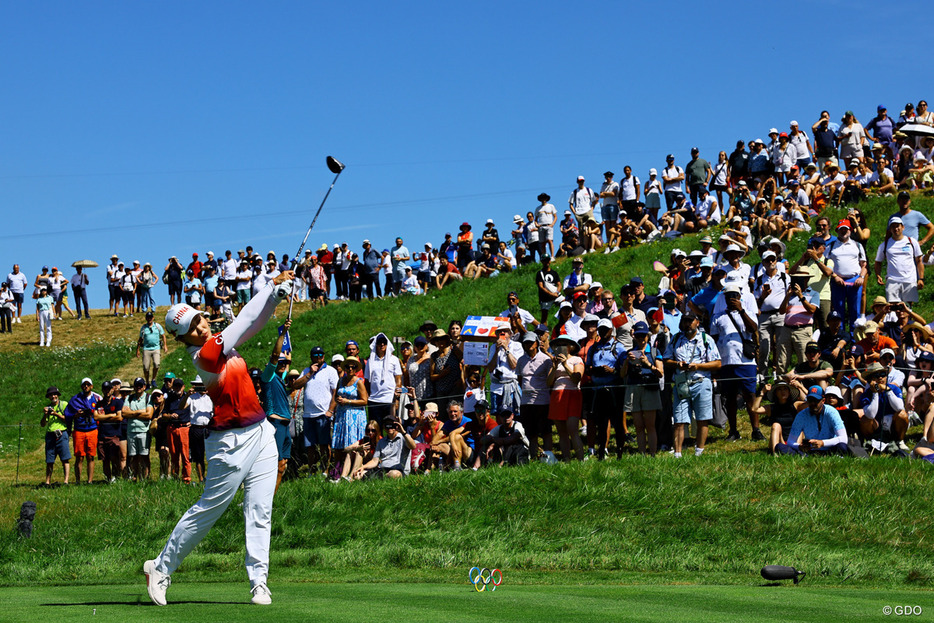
[[1, 194, 932, 589], [1, 456, 932, 589]]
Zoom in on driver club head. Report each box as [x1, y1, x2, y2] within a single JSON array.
[[761, 565, 806, 584], [326, 156, 345, 174]]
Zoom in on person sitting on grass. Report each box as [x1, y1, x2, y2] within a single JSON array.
[[860, 362, 910, 452], [465, 400, 497, 468], [431, 400, 474, 471], [357, 415, 415, 479], [480, 409, 530, 466], [773, 385, 848, 456], [749, 380, 805, 454], [783, 341, 834, 392]]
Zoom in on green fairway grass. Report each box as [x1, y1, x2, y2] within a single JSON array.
[[5, 581, 932, 622]]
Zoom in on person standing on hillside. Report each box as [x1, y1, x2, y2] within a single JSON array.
[[137, 312, 168, 388], [390, 238, 410, 296], [64, 378, 101, 484], [36, 286, 53, 347], [41, 386, 70, 485], [6, 264, 28, 323], [569, 175, 597, 232], [69, 265, 90, 320], [260, 319, 294, 492], [535, 193, 557, 258], [662, 154, 685, 212], [685, 148, 712, 206], [144, 269, 294, 607]]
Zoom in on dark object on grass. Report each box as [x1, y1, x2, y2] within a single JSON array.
[[18, 501, 36, 538], [761, 565, 805, 584]]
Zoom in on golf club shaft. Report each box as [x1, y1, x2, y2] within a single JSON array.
[[288, 169, 343, 320]]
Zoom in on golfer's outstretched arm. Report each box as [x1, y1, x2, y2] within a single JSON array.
[[219, 272, 293, 355]]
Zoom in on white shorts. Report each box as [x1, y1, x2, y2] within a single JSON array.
[[885, 281, 919, 304]]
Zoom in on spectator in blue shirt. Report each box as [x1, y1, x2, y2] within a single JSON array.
[[774, 386, 848, 455]]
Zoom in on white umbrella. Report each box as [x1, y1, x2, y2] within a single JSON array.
[[899, 123, 934, 137]]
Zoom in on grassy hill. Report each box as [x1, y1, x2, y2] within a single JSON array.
[[1, 193, 933, 589]]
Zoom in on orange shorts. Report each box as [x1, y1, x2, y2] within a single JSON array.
[[73, 429, 98, 457], [548, 388, 582, 422]]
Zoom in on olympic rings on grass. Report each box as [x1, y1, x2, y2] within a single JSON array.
[[469, 567, 502, 592]]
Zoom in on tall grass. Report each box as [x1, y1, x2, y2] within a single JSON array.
[[0, 455, 931, 588]]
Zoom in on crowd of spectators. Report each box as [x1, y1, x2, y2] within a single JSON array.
[[31, 101, 934, 483]]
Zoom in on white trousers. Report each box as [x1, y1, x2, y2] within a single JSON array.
[[155, 419, 277, 587], [38, 310, 52, 345]]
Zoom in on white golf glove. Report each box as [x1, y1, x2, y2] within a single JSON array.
[[274, 280, 293, 300]]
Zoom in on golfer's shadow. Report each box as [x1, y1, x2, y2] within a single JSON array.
[[41, 595, 242, 606]]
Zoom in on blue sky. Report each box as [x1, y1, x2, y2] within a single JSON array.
[[1, 1, 930, 304]]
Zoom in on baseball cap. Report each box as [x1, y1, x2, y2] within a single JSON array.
[[581, 314, 599, 325], [165, 304, 203, 336], [918, 351, 934, 364], [824, 386, 843, 401], [700, 256, 714, 268], [577, 175, 585, 181], [889, 216, 903, 226], [589, 281, 603, 290], [632, 321, 650, 335], [807, 386, 824, 401], [849, 344, 865, 357], [699, 235, 713, 244], [827, 310, 843, 322], [413, 336, 428, 347], [898, 190, 911, 202], [880, 348, 896, 359], [597, 318, 613, 331], [521, 331, 538, 344], [331, 354, 345, 364], [666, 154, 674, 161], [864, 320, 879, 334], [46, 386, 60, 398], [163, 372, 176, 380], [877, 104, 886, 112], [836, 219, 851, 231], [133, 377, 147, 388], [649, 168, 657, 175], [769, 127, 778, 135], [345, 340, 358, 347], [310, 346, 325, 356], [192, 253, 198, 258], [805, 341, 821, 353], [81, 377, 93, 386], [762, 250, 776, 261]]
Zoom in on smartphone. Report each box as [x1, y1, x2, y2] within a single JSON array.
[[400, 388, 408, 395]]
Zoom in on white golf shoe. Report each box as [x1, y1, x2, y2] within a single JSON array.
[[143, 559, 170, 606], [251, 583, 272, 605]]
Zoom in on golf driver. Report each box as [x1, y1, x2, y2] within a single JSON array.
[[287, 155, 346, 320], [760, 565, 806, 584]]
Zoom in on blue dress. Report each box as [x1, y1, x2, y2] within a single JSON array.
[[332, 381, 366, 450]]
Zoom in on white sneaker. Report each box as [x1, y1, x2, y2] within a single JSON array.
[[695, 447, 705, 457], [603, 247, 611, 254], [897, 440, 910, 452], [143, 559, 170, 606], [251, 583, 272, 605]]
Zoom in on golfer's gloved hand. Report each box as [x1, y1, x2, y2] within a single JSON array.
[[274, 281, 293, 300]]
